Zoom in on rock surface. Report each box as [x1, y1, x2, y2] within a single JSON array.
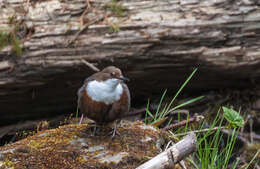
[[0, 121, 168, 169]]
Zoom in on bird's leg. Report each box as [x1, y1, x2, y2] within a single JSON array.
[[92, 123, 104, 136], [108, 121, 120, 138], [91, 123, 98, 136], [111, 122, 117, 138]]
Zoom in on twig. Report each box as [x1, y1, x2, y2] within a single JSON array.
[[249, 117, 253, 143], [222, 128, 248, 144], [81, 59, 100, 72], [175, 127, 227, 137], [169, 109, 189, 116], [79, 0, 91, 27], [179, 160, 187, 169], [66, 16, 104, 46], [162, 115, 204, 131], [123, 108, 146, 117], [164, 140, 173, 151]]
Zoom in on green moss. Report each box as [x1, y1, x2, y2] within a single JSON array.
[[0, 32, 10, 51], [0, 14, 24, 56], [0, 122, 167, 168], [109, 23, 120, 33], [11, 33, 22, 56], [3, 156, 15, 169], [105, 0, 126, 17], [27, 140, 45, 149], [0, 30, 22, 56]]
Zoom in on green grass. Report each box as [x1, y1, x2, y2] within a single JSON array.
[[76, 106, 79, 119], [188, 107, 258, 169], [145, 68, 204, 125], [191, 109, 239, 169], [244, 149, 260, 169], [144, 68, 257, 168]]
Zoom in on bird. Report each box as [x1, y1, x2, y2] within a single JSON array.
[[77, 66, 130, 137]]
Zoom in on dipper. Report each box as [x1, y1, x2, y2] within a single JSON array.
[[77, 66, 130, 137]]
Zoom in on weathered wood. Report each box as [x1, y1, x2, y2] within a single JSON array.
[[136, 133, 197, 169], [0, 0, 260, 124]]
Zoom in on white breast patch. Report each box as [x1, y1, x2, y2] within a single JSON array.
[[86, 79, 123, 105]]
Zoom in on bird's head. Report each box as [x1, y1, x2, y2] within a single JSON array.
[[101, 66, 129, 82]]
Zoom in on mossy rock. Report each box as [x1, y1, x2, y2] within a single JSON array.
[[0, 121, 169, 169]]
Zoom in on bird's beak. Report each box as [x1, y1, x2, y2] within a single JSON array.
[[118, 76, 130, 82]]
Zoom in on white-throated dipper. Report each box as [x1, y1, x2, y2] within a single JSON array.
[[77, 66, 130, 137]]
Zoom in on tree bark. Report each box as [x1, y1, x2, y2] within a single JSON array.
[[0, 0, 260, 125]]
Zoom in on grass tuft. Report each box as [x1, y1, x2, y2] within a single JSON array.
[[145, 68, 204, 125]]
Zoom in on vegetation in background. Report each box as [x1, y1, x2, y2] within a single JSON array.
[[0, 14, 23, 56], [144, 68, 258, 168], [109, 23, 120, 33], [145, 68, 203, 125], [0, 31, 22, 56], [105, 0, 126, 17], [223, 106, 244, 128], [190, 108, 241, 169]]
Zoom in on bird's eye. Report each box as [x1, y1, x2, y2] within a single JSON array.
[[111, 72, 115, 76]]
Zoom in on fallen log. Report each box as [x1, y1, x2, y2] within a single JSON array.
[[0, 0, 260, 125]]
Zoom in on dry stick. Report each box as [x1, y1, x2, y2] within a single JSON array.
[[162, 115, 204, 131], [176, 127, 259, 144], [79, 0, 91, 27], [81, 59, 100, 72], [179, 160, 187, 169], [221, 128, 248, 144], [175, 126, 227, 137], [123, 108, 146, 117], [249, 118, 253, 143], [66, 16, 104, 47], [136, 132, 197, 169], [169, 109, 189, 116]]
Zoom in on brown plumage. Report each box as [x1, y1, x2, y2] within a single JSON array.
[[77, 66, 130, 126]]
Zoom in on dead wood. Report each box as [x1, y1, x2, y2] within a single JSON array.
[[0, 0, 260, 124], [136, 132, 197, 169], [163, 115, 204, 131]]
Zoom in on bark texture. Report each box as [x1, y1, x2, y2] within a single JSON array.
[[0, 0, 260, 124]]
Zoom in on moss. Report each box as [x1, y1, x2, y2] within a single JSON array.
[[105, 0, 126, 17], [109, 23, 120, 33], [0, 13, 25, 56], [27, 140, 45, 149], [2, 158, 14, 169], [0, 122, 170, 168], [0, 29, 22, 56]]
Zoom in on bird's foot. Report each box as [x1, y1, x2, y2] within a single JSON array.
[[107, 123, 120, 138], [91, 124, 100, 136]]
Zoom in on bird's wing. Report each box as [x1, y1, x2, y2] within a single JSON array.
[[121, 83, 131, 111], [84, 76, 94, 83], [77, 76, 94, 109]]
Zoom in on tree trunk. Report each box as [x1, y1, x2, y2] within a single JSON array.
[[0, 0, 260, 125]]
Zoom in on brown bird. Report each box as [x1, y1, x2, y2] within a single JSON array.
[[77, 66, 130, 137]]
